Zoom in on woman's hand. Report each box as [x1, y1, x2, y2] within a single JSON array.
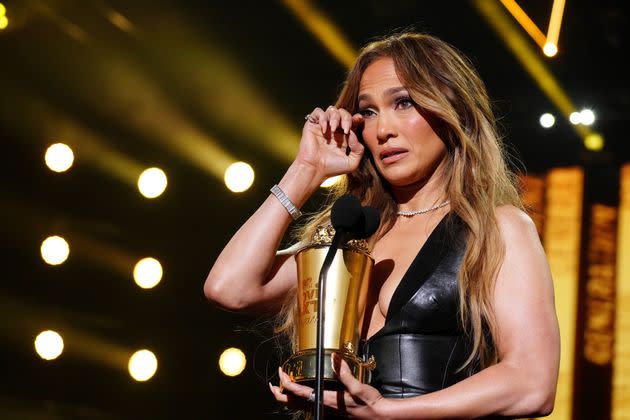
[[269, 353, 390, 419], [296, 106, 365, 183]]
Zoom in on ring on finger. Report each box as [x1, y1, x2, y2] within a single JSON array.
[[307, 390, 316, 403], [305, 114, 318, 124]]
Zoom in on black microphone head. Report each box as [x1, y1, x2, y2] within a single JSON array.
[[355, 206, 381, 239], [331, 194, 363, 232]]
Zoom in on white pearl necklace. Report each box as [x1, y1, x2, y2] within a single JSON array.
[[397, 200, 450, 217]]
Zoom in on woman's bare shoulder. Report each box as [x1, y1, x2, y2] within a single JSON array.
[[494, 205, 538, 240]]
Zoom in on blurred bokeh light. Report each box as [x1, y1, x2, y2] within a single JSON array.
[[40, 236, 70, 265], [128, 349, 158, 381], [224, 162, 254, 193], [34, 330, 64, 361], [133, 257, 163, 289], [138, 167, 167, 198], [45, 143, 75, 173], [540, 113, 555, 128], [218, 347, 246, 377]]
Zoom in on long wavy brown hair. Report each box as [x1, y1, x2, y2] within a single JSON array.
[[275, 31, 522, 374]]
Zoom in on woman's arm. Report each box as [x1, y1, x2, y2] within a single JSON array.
[[273, 205, 560, 418], [204, 161, 321, 313], [204, 107, 365, 313]]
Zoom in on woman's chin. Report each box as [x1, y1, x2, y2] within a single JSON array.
[[382, 175, 425, 190]]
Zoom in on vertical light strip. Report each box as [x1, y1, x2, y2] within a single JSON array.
[[613, 164, 630, 420], [583, 204, 616, 366], [546, 0, 566, 48], [499, 0, 547, 49], [543, 167, 583, 420]]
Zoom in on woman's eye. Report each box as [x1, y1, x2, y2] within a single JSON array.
[[395, 97, 414, 109], [358, 108, 375, 117]]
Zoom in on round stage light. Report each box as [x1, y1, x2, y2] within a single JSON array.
[[219, 347, 246, 377], [128, 349, 158, 381], [45, 143, 74, 172], [580, 109, 595, 126], [539, 113, 555, 128], [224, 162, 254, 193], [138, 167, 167, 198], [569, 111, 582, 125], [133, 257, 163, 289], [40, 236, 70, 265], [34, 330, 64, 360], [0, 3, 6, 16]]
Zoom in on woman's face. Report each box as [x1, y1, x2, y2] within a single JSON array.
[[357, 57, 447, 188]]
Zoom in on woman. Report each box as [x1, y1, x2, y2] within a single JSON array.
[[205, 32, 560, 418]]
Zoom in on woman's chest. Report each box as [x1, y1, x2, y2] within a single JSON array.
[[362, 229, 432, 337], [362, 218, 464, 338]]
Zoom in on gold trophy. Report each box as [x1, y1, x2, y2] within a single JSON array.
[[281, 225, 376, 389]]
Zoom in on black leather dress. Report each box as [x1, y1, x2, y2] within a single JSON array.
[[361, 213, 476, 398]]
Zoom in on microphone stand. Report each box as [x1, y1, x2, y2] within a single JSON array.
[[314, 231, 345, 420]]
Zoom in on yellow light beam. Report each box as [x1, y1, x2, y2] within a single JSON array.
[[473, 0, 601, 146], [7, 4, 241, 180], [0, 294, 132, 372], [282, 0, 357, 69], [3, 82, 144, 186], [77, 51, 236, 179], [27, 15, 244, 177], [112, 11, 299, 163], [2, 197, 143, 280], [546, 0, 567, 49], [29, 1, 89, 43], [499, 0, 547, 49]]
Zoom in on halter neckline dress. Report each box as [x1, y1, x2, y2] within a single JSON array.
[[361, 212, 476, 398]]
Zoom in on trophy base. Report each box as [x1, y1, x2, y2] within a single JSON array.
[[281, 349, 374, 390]]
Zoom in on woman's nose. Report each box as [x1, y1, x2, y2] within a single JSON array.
[[376, 113, 396, 143]]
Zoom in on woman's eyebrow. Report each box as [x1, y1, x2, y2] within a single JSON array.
[[358, 86, 407, 103]]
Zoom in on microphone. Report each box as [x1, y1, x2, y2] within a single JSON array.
[[356, 205, 381, 239], [314, 195, 380, 419], [330, 194, 364, 244]]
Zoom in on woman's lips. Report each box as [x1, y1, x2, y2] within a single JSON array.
[[380, 148, 409, 164]]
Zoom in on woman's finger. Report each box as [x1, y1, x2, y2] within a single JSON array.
[[332, 353, 366, 398], [318, 108, 330, 134], [269, 383, 289, 403], [306, 107, 324, 125], [278, 367, 314, 400], [327, 106, 341, 133], [340, 109, 353, 134], [351, 113, 364, 130]]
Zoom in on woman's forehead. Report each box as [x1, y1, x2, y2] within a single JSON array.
[[358, 58, 404, 97]]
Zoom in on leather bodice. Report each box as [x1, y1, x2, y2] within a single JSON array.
[[361, 213, 475, 398]]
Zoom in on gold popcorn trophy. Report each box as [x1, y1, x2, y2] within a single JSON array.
[[281, 218, 378, 390]]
